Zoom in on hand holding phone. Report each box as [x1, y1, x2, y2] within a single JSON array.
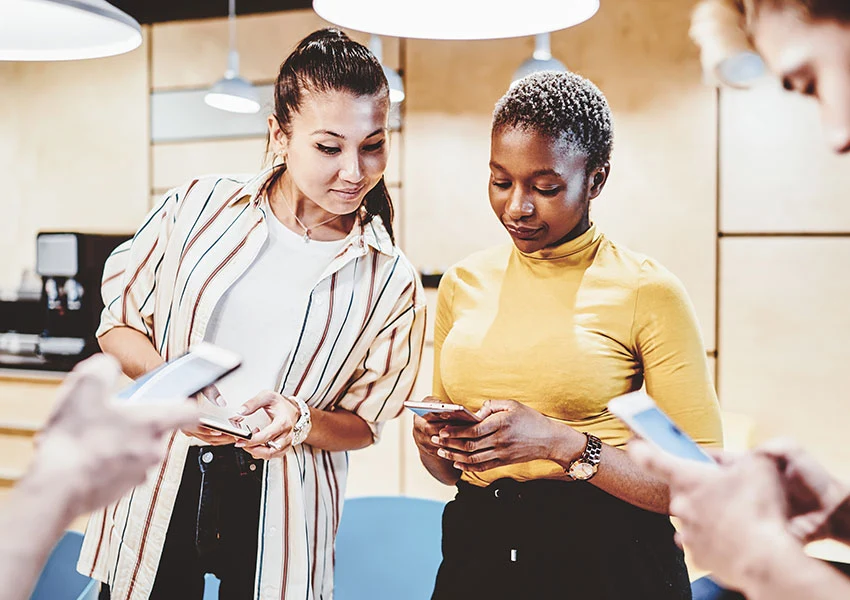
[[404, 400, 482, 424], [117, 342, 241, 405], [608, 391, 715, 464]]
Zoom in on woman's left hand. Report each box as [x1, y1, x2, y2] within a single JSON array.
[[433, 400, 582, 472], [232, 391, 300, 460]]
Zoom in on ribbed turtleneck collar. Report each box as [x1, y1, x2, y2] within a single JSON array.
[[515, 224, 602, 262]]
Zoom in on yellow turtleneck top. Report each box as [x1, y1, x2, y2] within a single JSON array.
[[433, 225, 722, 487]]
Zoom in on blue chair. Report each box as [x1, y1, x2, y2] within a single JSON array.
[[334, 496, 446, 600], [203, 573, 221, 599], [30, 531, 98, 600], [691, 575, 745, 600]]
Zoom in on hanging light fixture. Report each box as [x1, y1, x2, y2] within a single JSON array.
[[314, 0, 599, 40], [204, 0, 260, 114], [511, 33, 567, 86], [0, 0, 142, 61], [689, 0, 766, 88], [369, 35, 405, 104]]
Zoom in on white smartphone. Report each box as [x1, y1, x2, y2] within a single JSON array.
[[607, 391, 715, 464], [404, 400, 482, 424], [117, 342, 241, 405]]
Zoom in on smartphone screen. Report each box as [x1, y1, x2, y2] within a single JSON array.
[[118, 343, 240, 404], [630, 407, 715, 464]]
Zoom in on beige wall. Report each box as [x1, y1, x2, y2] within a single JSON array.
[[0, 29, 150, 290], [3, 1, 850, 505], [718, 80, 850, 481]]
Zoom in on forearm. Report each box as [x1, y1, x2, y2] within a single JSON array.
[[0, 469, 76, 600], [740, 534, 850, 600], [305, 408, 374, 451], [550, 433, 670, 513], [98, 326, 163, 379]]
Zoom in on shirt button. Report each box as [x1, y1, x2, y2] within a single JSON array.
[[202, 452, 214, 464], [249, 463, 257, 471]]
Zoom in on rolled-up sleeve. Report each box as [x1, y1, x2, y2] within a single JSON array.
[[97, 183, 187, 340], [336, 276, 427, 441]]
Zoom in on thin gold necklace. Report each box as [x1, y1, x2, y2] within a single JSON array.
[[278, 193, 343, 243]]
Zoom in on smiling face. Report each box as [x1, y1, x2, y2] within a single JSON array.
[[270, 90, 390, 215], [489, 126, 609, 254], [752, 6, 850, 153]]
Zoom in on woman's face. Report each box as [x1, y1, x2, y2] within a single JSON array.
[[489, 126, 608, 254], [752, 7, 850, 154], [270, 90, 390, 214]]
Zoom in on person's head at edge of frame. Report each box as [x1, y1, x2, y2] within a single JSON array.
[[697, 0, 850, 154], [263, 27, 395, 242], [489, 70, 614, 255]]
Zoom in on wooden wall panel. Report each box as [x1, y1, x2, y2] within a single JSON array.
[[152, 139, 269, 194], [0, 29, 150, 290], [720, 82, 850, 233], [719, 238, 850, 480], [151, 10, 398, 90], [402, 0, 717, 349]]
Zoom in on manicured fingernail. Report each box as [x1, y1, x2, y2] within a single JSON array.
[[453, 462, 464, 470], [235, 442, 245, 448], [437, 449, 447, 459], [439, 429, 449, 438], [430, 435, 440, 445]]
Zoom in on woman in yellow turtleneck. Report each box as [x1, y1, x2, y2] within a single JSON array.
[[413, 71, 722, 600]]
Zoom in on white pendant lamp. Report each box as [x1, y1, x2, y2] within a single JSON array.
[[204, 0, 260, 114], [369, 35, 405, 104], [314, 0, 599, 40], [0, 0, 142, 61], [512, 33, 567, 86], [690, 0, 766, 88]]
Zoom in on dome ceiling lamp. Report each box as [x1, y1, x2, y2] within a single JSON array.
[[204, 0, 261, 114], [313, 0, 600, 40], [369, 35, 405, 104], [0, 0, 142, 61], [511, 32, 567, 86]]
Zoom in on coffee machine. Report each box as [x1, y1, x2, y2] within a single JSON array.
[[34, 232, 131, 366]]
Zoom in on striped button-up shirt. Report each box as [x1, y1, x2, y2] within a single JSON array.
[[77, 171, 427, 600]]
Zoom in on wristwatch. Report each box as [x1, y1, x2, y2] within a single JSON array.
[[567, 433, 602, 481], [289, 396, 312, 446]]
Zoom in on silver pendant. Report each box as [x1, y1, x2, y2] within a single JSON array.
[[303, 230, 311, 243]]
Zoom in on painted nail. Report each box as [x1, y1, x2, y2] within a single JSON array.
[[431, 435, 440, 445], [437, 449, 447, 459]]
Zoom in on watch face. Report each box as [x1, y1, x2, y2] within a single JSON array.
[[569, 461, 596, 481]]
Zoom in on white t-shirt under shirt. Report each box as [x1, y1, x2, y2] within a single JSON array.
[[204, 210, 347, 411]]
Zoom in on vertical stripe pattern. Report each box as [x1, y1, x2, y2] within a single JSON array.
[[76, 171, 426, 600]]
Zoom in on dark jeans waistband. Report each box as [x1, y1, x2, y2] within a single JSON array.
[[188, 445, 265, 476], [456, 477, 665, 521]]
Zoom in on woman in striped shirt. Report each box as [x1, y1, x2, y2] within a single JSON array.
[[77, 28, 426, 600]]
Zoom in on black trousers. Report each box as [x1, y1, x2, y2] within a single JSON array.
[[432, 478, 692, 600], [99, 445, 264, 600]]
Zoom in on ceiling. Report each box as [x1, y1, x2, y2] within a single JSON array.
[[111, 0, 314, 25]]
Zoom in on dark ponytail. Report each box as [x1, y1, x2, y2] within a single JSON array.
[[263, 27, 395, 243]]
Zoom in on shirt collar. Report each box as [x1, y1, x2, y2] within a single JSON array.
[[227, 166, 277, 207]]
